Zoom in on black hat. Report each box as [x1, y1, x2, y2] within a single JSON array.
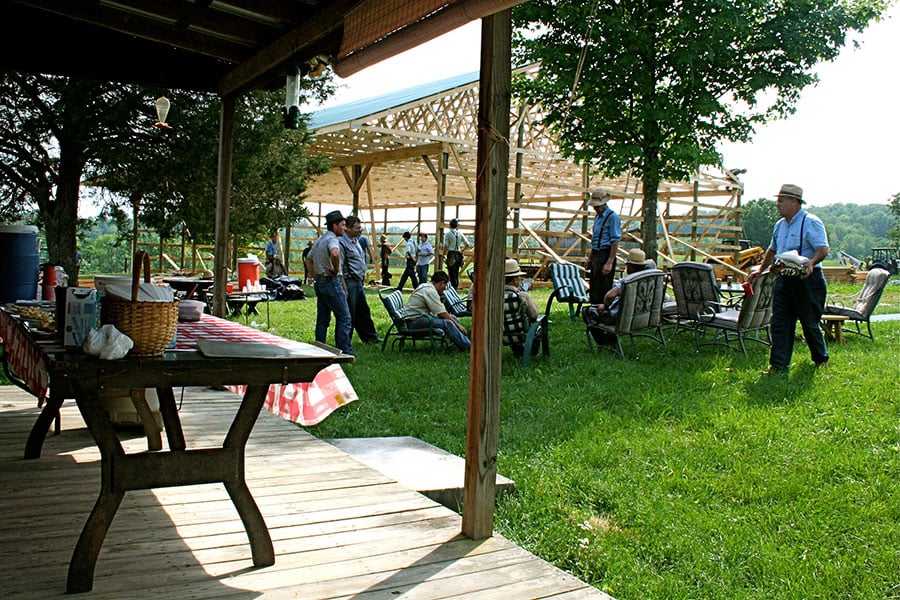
[[325, 210, 345, 227]]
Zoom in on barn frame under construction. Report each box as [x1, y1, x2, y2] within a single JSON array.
[[295, 65, 747, 279]]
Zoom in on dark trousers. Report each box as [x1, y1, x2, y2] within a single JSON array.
[[416, 264, 430, 286], [770, 270, 829, 369], [345, 279, 380, 343], [589, 248, 615, 305], [397, 258, 419, 291], [446, 250, 463, 288], [314, 275, 353, 355], [381, 257, 391, 285]]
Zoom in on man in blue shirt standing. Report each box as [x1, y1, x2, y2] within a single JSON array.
[[585, 189, 622, 305], [340, 215, 381, 345], [306, 210, 353, 355], [749, 184, 830, 372]]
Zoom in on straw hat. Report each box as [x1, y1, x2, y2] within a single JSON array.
[[626, 248, 650, 266], [587, 189, 611, 207], [777, 184, 804, 203], [504, 258, 526, 277]]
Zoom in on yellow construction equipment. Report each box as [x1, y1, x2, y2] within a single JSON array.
[[707, 246, 764, 281]]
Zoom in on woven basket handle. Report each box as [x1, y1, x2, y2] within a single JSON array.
[[131, 251, 151, 301]]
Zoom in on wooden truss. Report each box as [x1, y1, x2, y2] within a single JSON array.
[[304, 66, 746, 273]]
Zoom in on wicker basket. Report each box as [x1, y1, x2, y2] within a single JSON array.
[[101, 251, 179, 357]]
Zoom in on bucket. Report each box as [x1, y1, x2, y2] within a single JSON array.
[[41, 264, 58, 303], [237, 257, 260, 291], [0, 225, 40, 303]]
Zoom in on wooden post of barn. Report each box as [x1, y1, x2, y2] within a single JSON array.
[[462, 10, 511, 540]]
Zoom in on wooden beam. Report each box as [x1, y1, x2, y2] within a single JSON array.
[[218, 0, 355, 96], [462, 10, 511, 541], [334, 0, 525, 78], [332, 142, 445, 167]]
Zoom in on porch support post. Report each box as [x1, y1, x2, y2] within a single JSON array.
[[462, 9, 511, 540]]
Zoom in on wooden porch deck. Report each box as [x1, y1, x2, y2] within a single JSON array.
[[0, 386, 610, 599]]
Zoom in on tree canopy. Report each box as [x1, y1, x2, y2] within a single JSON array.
[[0, 71, 333, 277], [512, 0, 889, 259]]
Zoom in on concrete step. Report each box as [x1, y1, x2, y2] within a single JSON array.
[[324, 436, 516, 511]]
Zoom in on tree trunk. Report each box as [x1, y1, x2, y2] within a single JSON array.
[[641, 170, 660, 261], [43, 152, 85, 284]]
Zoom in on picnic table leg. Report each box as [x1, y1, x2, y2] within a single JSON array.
[[822, 320, 835, 341], [129, 388, 162, 451], [24, 387, 65, 459], [835, 320, 845, 345], [68, 388, 127, 593], [223, 384, 274, 567]]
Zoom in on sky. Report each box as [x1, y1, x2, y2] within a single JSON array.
[[312, 4, 900, 208]]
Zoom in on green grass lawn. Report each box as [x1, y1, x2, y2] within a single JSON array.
[[4, 276, 898, 599]]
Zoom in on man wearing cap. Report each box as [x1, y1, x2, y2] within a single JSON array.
[[307, 210, 353, 355], [402, 271, 471, 351], [442, 218, 470, 288], [586, 189, 622, 305], [396, 231, 419, 291], [750, 184, 830, 372], [340, 215, 381, 345]]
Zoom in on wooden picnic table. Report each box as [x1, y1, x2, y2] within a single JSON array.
[[0, 308, 353, 593]]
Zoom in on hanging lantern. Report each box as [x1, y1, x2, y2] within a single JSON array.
[[154, 96, 172, 129]]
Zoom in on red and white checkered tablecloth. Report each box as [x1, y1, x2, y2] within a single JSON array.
[[0, 309, 50, 404], [176, 315, 358, 425], [1, 310, 358, 426]]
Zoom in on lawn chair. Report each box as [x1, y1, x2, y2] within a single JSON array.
[[823, 267, 890, 340], [442, 282, 471, 318], [544, 262, 589, 322], [584, 269, 667, 358], [695, 271, 776, 354], [503, 290, 549, 367], [378, 289, 447, 353], [665, 262, 723, 334]]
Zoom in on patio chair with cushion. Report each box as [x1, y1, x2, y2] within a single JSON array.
[[665, 262, 726, 334], [695, 271, 777, 355], [503, 290, 549, 367], [442, 282, 471, 318], [544, 262, 589, 322], [823, 267, 890, 340], [378, 289, 447, 353], [584, 269, 667, 358]]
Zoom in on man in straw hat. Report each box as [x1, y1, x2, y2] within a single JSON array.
[[504, 258, 541, 357], [582, 248, 653, 335], [585, 189, 622, 305], [307, 210, 353, 355], [379, 234, 392, 286], [750, 184, 830, 372]]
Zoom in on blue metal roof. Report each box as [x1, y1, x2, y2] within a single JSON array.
[[307, 70, 479, 131]]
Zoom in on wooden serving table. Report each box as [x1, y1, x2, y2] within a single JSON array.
[[0, 308, 353, 593]]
